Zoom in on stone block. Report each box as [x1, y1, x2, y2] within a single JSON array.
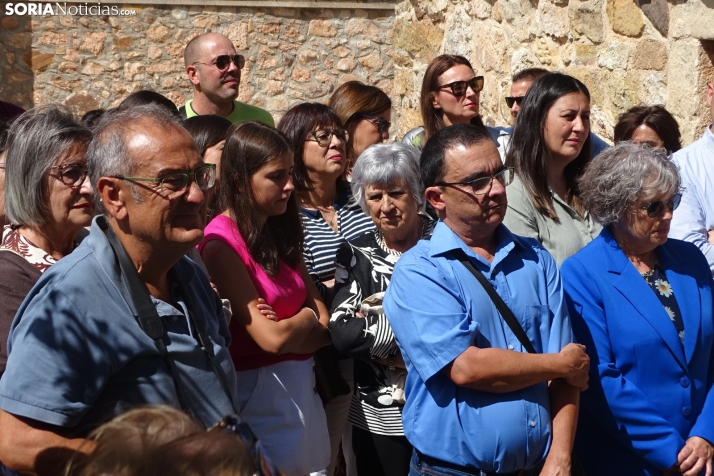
[[597, 41, 632, 70], [1, 16, 18, 29], [358, 53, 383, 71], [194, 16, 217, 29], [630, 40, 667, 70], [5, 52, 15, 65], [443, 5, 472, 57], [345, 18, 381, 38], [124, 62, 145, 81], [510, 49, 541, 73], [537, 1, 570, 39], [166, 42, 185, 57], [37, 32, 68, 46], [667, 39, 710, 143], [161, 77, 175, 89], [259, 47, 275, 57], [393, 69, 415, 96], [147, 25, 171, 43], [333, 46, 351, 58], [469, 0, 492, 20], [299, 50, 320, 65], [642, 72, 666, 105], [224, 23, 250, 51], [146, 61, 174, 75], [315, 72, 334, 84], [285, 27, 301, 39], [308, 20, 338, 38], [607, 0, 644, 37], [82, 61, 105, 75], [114, 36, 133, 51], [257, 57, 279, 70], [574, 44, 598, 66], [6, 32, 31, 49], [570, 0, 604, 44], [148, 46, 163, 60], [58, 15, 74, 28], [392, 17, 443, 61], [291, 67, 311, 82], [640, 0, 668, 37], [607, 69, 641, 112], [80, 32, 107, 56], [337, 58, 357, 72], [30, 52, 55, 72], [8, 71, 31, 84]]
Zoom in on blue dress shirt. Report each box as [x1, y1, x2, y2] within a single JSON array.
[[383, 221, 574, 473], [670, 126, 714, 275]]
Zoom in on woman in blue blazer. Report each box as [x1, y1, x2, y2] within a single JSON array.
[[561, 143, 714, 476]]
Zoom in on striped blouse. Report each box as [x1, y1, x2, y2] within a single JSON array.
[[300, 184, 375, 295]]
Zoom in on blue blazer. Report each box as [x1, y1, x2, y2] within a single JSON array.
[[561, 228, 714, 476]]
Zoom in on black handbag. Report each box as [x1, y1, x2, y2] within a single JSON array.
[[451, 249, 586, 476]]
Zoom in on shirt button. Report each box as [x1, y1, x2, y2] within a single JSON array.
[[680, 376, 690, 388], [508, 344, 514, 350], [682, 406, 692, 417], [529, 420, 536, 427]]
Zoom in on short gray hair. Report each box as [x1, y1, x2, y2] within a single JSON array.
[[351, 142, 424, 213], [579, 142, 681, 226], [87, 104, 186, 214], [5, 105, 91, 227]]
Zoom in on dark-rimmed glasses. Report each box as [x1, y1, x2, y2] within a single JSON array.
[[308, 128, 349, 147], [641, 193, 681, 218], [50, 163, 88, 187], [438, 76, 484, 97], [435, 167, 514, 195], [359, 114, 391, 134], [112, 163, 216, 199], [505, 96, 525, 108], [194, 54, 245, 72], [210, 414, 280, 476]]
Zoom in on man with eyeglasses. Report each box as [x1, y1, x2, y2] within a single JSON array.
[[502, 68, 609, 158], [180, 32, 274, 126], [670, 80, 714, 275], [0, 105, 240, 474], [384, 124, 589, 476]]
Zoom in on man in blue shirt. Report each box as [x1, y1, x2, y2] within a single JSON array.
[[669, 81, 714, 275], [384, 124, 590, 476], [0, 105, 239, 474]]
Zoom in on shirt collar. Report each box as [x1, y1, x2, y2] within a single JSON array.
[[429, 220, 519, 269]]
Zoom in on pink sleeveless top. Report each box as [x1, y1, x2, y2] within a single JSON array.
[[198, 215, 310, 371]]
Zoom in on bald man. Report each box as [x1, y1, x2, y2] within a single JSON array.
[[180, 32, 274, 126]]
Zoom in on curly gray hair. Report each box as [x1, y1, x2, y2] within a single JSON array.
[[579, 142, 681, 226], [350, 142, 424, 214]]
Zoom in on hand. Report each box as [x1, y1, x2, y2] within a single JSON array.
[[677, 436, 714, 476], [559, 343, 590, 390], [256, 298, 278, 322], [707, 229, 714, 246]]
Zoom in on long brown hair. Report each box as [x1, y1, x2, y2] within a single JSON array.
[[420, 54, 484, 141], [219, 121, 303, 275], [505, 72, 592, 221]]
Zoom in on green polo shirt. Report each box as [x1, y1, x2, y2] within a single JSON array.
[[182, 99, 274, 126]]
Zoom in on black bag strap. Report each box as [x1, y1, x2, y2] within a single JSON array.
[[450, 249, 537, 354], [99, 218, 237, 418]]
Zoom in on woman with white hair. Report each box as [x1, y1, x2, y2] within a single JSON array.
[[0, 106, 93, 378], [329, 142, 434, 476]]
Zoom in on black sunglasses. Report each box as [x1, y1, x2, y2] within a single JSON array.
[[641, 193, 681, 218], [194, 54, 245, 72], [435, 167, 514, 195], [505, 96, 525, 108], [438, 76, 484, 97], [50, 163, 88, 187], [360, 114, 391, 134]]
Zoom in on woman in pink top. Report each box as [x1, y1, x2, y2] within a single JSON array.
[[198, 121, 332, 476]]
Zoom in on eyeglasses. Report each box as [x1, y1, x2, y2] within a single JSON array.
[[210, 415, 280, 476], [308, 128, 349, 147], [435, 167, 514, 195], [640, 193, 681, 218], [359, 114, 391, 134], [505, 96, 525, 108], [438, 76, 485, 97], [194, 54, 245, 72], [50, 163, 88, 187], [112, 163, 216, 199]]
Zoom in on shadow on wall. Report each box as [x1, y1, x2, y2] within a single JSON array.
[[0, 11, 33, 109]]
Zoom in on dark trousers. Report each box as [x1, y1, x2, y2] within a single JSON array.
[[352, 425, 412, 476]]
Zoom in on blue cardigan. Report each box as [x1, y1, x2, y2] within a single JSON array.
[[561, 227, 714, 476]]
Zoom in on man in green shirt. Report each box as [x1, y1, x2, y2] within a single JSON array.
[[181, 32, 274, 126]]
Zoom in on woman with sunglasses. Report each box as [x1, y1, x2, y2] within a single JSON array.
[[561, 142, 714, 476], [0, 105, 93, 377], [199, 121, 331, 476], [278, 103, 376, 476], [402, 54, 507, 156], [328, 81, 392, 179], [504, 72, 601, 265]]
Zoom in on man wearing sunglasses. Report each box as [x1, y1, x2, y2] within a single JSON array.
[[384, 124, 588, 476], [501, 68, 609, 158], [181, 32, 274, 126], [0, 105, 240, 474], [670, 80, 714, 275]]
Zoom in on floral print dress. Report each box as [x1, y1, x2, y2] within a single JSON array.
[[641, 264, 685, 344]]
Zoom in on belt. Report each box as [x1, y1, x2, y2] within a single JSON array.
[[415, 450, 526, 476]]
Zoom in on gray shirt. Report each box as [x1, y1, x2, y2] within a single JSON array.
[[504, 175, 601, 266]]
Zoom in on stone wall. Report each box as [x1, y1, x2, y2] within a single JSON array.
[[1, 0, 713, 145], [0, 3, 395, 125], [391, 0, 714, 145]]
